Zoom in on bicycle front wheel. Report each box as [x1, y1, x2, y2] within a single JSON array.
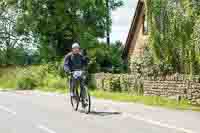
[[70, 89, 80, 111], [81, 86, 91, 114]]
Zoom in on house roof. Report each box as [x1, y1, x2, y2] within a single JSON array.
[[122, 0, 144, 59]]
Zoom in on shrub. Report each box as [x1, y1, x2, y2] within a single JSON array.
[[0, 67, 18, 88], [17, 69, 38, 90], [88, 57, 101, 73], [57, 59, 66, 78], [110, 76, 121, 92], [49, 78, 66, 89], [44, 74, 67, 89], [16, 66, 49, 90], [130, 47, 175, 77], [43, 60, 67, 78], [132, 77, 143, 95]]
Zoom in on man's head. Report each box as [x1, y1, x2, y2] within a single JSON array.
[[72, 43, 80, 54]]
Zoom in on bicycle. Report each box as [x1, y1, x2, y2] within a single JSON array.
[[69, 70, 91, 114]]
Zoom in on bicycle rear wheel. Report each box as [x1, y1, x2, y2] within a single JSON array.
[[81, 86, 91, 114], [70, 89, 80, 111]]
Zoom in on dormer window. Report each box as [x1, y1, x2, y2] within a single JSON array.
[[143, 15, 148, 35]]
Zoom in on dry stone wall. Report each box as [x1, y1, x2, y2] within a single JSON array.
[[91, 73, 200, 104], [143, 75, 200, 104], [90, 73, 143, 93]]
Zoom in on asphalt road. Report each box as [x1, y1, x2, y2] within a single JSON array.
[[0, 91, 200, 133]]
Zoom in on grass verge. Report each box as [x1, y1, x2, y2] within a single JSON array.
[[1, 67, 200, 112], [91, 90, 200, 112], [0, 86, 200, 112]]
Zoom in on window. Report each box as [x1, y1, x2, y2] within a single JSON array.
[[143, 15, 148, 35]]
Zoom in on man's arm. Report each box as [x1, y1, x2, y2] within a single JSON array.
[[81, 49, 89, 66], [81, 55, 89, 69]]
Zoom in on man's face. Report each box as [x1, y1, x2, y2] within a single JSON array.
[[72, 48, 80, 54]]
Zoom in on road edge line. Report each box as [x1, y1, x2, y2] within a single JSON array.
[[37, 125, 57, 133], [0, 105, 16, 115], [124, 113, 196, 133]]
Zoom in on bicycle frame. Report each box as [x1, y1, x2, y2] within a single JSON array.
[[69, 70, 91, 113]]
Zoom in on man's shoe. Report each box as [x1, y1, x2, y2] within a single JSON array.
[[70, 92, 75, 97]]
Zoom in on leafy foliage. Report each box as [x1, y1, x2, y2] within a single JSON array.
[[17, 69, 38, 90], [1, 0, 124, 70], [13, 65, 67, 90], [0, 1, 37, 66], [87, 41, 125, 73], [8, 0, 123, 61], [145, 0, 200, 75]]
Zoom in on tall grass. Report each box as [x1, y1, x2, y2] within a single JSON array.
[[0, 65, 68, 91], [0, 67, 19, 89]]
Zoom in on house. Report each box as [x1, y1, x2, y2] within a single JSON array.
[[122, 0, 148, 72]]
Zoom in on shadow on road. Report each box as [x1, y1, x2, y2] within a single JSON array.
[[89, 111, 122, 116]]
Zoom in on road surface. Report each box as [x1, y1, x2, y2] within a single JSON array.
[[0, 90, 200, 133]]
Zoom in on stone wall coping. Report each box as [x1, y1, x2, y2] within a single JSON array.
[[93, 73, 200, 83]]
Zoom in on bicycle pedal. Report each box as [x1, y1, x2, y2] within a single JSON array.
[[82, 103, 88, 108]]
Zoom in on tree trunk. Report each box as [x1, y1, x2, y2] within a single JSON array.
[[106, 0, 110, 45]]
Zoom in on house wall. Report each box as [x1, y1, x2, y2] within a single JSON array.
[[128, 6, 148, 72]]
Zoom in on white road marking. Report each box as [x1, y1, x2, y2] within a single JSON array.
[[123, 113, 197, 133], [37, 125, 57, 133], [0, 105, 16, 115]]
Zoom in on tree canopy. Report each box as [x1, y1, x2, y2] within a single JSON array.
[[3, 0, 123, 61]]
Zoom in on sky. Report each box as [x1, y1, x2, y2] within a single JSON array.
[[110, 0, 138, 44]]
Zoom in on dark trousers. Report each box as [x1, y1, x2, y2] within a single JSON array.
[[70, 77, 86, 99]]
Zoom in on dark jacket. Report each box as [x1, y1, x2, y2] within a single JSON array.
[[64, 52, 88, 72]]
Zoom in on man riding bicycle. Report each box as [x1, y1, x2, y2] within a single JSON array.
[[63, 43, 88, 106]]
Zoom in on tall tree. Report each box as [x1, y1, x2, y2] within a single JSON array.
[[106, 0, 110, 45], [105, 0, 123, 45], [0, 1, 35, 65], [7, 0, 122, 61]]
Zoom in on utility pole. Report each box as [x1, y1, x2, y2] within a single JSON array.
[[106, 0, 110, 45]]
